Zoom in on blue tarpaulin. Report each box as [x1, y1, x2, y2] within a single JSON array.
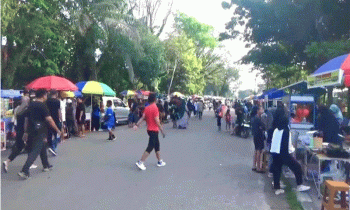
[[1, 90, 22, 98], [268, 90, 286, 99], [257, 88, 277, 99]]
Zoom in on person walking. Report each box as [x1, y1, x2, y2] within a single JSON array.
[[65, 99, 75, 138], [216, 101, 223, 131], [198, 100, 204, 120], [17, 89, 61, 179], [225, 109, 232, 131], [251, 106, 265, 173], [270, 116, 310, 195], [46, 90, 62, 156], [187, 99, 193, 118], [105, 100, 116, 141], [134, 93, 166, 171], [3, 95, 34, 173], [76, 97, 86, 137]]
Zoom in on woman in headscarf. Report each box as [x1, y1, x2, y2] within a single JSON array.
[[330, 104, 343, 125], [3, 95, 31, 173], [317, 105, 341, 145], [177, 98, 189, 129]]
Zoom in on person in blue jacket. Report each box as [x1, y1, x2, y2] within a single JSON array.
[[105, 100, 116, 141]]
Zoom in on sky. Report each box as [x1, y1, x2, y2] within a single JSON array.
[[166, 0, 264, 92]]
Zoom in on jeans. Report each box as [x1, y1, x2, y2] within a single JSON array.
[[66, 119, 74, 137], [47, 128, 60, 151], [198, 111, 203, 120], [272, 153, 303, 189], [217, 117, 222, 127], [21, 133, 50, 175]]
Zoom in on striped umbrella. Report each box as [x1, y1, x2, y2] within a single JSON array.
[[76, 81, 116, 131], [120, 90, 136, 97], [76, 81, 116, 96]]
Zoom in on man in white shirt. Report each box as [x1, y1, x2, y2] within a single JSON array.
[[60, 97, 66, 139]]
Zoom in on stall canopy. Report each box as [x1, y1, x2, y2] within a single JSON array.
[[257, 88, 277, 99], [280, 81, 326, 96], [1, 90, 22, 98], [307, 53, 350, 88], [268, 89, 286, 99]]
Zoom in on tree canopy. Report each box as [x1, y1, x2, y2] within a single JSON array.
[[2, 0, 238, 97], [221, 0, 350, 89]]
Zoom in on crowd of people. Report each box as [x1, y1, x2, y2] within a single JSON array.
[[212, 98, 350, 195], [2, 89, 119, 179], [4, 89, 350, 194]]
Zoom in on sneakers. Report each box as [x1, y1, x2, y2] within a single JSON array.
[[157, 160, 166, 167], [43, 165, 53, 172], [109, 136, 116, 141], [3, 161, 8, 173], [297, 185, 311, 192], [268, 172, 273, 178], [275, 189, 285, 195], [48, 148, 57, 156], [136, 161, 146, 171], [18, 171, 29, 180], [272, 181, 286, 189], [30, 164, 38, 169]]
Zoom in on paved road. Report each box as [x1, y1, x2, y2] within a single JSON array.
[[1, 111, 290, 210]]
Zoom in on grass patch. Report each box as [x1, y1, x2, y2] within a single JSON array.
[[282, 177, 304, 210]]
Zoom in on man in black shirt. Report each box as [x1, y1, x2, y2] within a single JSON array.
[[46, 90, 62, 156], [76, 97, 86, 137], [18, 89, 61, 179]]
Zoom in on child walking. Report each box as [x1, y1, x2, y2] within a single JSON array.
[[105, 100, 116, 141], [225, 109, 232, 131]]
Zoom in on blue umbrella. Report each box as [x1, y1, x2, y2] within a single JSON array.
[[74, 91, 83, 98]]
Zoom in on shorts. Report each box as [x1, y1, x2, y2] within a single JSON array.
[[146, 131, 160, 153], [253, 136, 264, 151]]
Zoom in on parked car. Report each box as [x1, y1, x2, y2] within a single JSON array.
[[102, 97, 130, 124]]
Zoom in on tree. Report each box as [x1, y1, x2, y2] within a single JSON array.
[[162, 34, 204, 95], [128, 0, 173, 37], [221, 0, 350, 86], [1, 0, 73, 88]]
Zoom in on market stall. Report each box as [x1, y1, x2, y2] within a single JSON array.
[[1, 90, 23, 150]]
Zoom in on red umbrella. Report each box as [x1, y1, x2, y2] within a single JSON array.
[[26, 76, 78, 91]]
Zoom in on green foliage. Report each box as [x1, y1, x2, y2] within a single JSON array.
[[221, 0, 350, 89], [163, 34, 204, 95], [2, 0, 73, 88], [262, 64, 308, 89], [2, 0, 234, 96], [305, 39, 350, 68], [175, 12, 218, 49]]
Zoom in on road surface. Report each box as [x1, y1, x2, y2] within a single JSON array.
[[1, 111, 290, 210]]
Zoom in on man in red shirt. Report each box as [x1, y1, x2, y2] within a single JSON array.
[[134, 93, 166, 170]]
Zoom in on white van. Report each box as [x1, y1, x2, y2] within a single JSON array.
[[102, 96, 130, 124]]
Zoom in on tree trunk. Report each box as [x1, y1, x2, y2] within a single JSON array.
[[125, 54, 135, 85], [168, 59, 177, 95]]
